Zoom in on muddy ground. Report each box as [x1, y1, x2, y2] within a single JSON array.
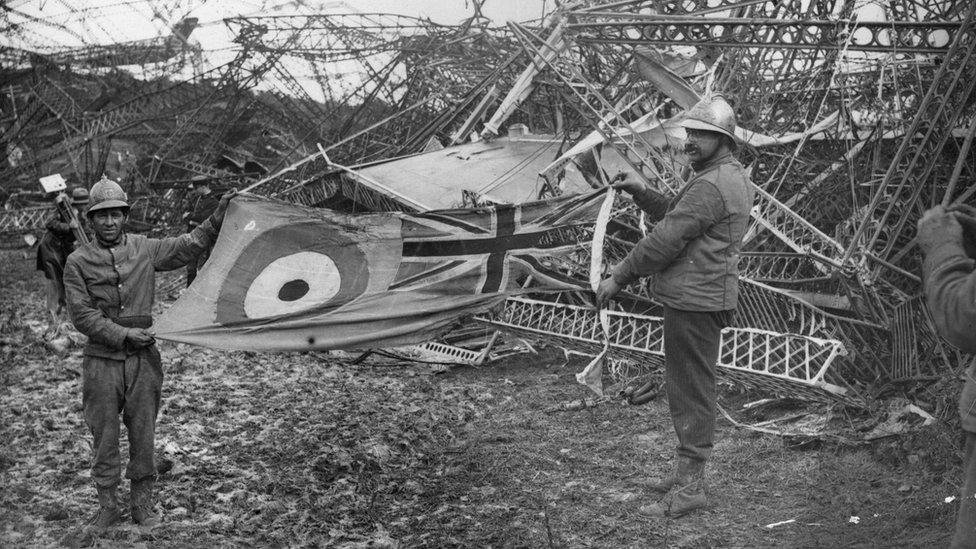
[[0, 247, 965, 548]]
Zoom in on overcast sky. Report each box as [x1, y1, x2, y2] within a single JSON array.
[[346, 0, 551, 24]]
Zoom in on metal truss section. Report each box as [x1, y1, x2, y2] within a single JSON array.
[[748, 183, 846, 270], [395, 341, 489, 366], [276, 176, 340, 207], [888, 295, 949, 381], [575, 0, 843, 18], [719, 327, 852, 405], [227, 14, 435, 60], [737, 277, 889, 385], [509, 21, 849, 274], [851, 3, 976, 273], [738, 252, 834, 284], [34, 76, 82, 133], [568, 15, 961, 53], [475, 296, 857, 405], [0, 206, 52, 235], [508, 21, 684, 195]]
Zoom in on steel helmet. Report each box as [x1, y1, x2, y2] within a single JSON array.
[[70, 186, 90, 205], [86, 176, 128, 215], [679, 93, 737, 141]]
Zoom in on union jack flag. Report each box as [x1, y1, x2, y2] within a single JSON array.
[[393, 191, 602, 294]]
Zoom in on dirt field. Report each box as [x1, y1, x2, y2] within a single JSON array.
[[0, 247, 963, 548]]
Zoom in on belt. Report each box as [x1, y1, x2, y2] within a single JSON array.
[[110, 315, 153, 329]]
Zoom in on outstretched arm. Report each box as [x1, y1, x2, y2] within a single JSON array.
[[149, 189, 237, 271]]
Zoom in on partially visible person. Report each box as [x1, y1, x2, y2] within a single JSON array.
[[917, 203, 976, 549], [182, 175, 220, 286], [63, 176, 236, 533], [595, 93, 754, 518], [35, 186, 89, 325]]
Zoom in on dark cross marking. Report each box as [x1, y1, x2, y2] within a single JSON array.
[[402, 206, 588, 293]]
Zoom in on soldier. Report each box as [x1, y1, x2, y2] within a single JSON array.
[[917, 203, 976, 548], [596, 94, 754, 517], [36, 186, 89, 325], [63, 176, 235, 531]]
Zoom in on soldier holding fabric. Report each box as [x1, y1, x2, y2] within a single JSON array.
[[63, 176, 235, 531], [596, 94, 754, 517]]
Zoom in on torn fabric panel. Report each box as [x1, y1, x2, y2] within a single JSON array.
[[155, 190, 608, 351]]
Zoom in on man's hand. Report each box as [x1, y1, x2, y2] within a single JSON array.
[[917, 205, 963, 255], [212, 188, 238, 226], [948, 204, 976, 230], [947, 204, 976, 258], [595, 277, 623, 309], [610, 174, 645, 196], [125, 328, 155, 349]]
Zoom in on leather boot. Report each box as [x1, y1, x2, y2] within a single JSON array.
[[645, 469, 678, 493], [640, 478, 707, 517], [130, 478, 160, 527], [644, 458, 698, 493], [640, 461, 707, 518], [87, 485, 120, 533]]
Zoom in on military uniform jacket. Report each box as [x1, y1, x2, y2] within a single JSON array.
[[612, 152, 754, 311]]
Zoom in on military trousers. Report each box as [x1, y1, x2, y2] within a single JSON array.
[[662, 306, 733, 466], [82, 346, 162, 488]]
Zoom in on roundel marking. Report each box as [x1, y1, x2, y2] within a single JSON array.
[[216, 222, 369, 324], [242, 251, 342, 319]]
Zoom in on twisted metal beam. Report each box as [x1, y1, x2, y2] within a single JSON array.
[[568, 15, 960, 53]]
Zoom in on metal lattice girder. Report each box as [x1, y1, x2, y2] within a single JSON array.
[[719, 326, 851, 402], [395, 341, 492, 366], [736, 277, 889, 384], [508, 20, 849, 274], [888, 294, 949, 381], [508, 20, 685, 195], [0, 206, 52, 235], [35, 76, 83, 133], [748, 183, 846, 270], [568, 14, 961, 53], [226, 14, 435, 59], [0, 64, 231, 183], [475, 296, 857, 405], [573, 0, 846, 18], [738, 252, 835, 284], [851, 2, 976, 271]]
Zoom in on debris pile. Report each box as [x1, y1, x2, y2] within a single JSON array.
[[1, 0, 973, 407]]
